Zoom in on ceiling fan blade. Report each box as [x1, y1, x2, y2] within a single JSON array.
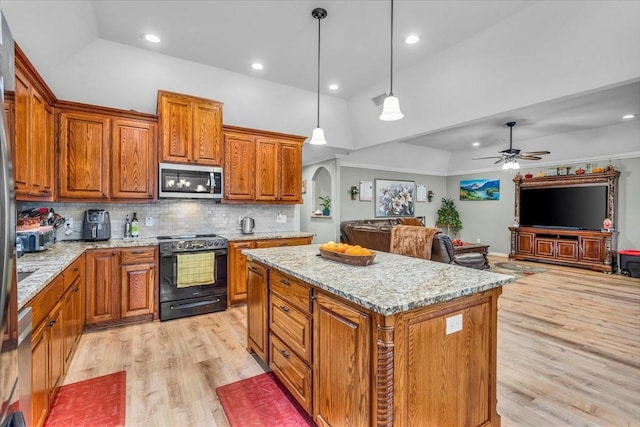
[[524, 151, 550, 155], [519, 155, 542, 160], [472, 156, 503, 160], [494, 158, 506, 164]]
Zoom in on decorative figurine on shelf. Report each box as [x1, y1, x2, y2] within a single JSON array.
[[603, 217, 612, 231], [349, 186, 359, 201], [513, 217, 520, 227]]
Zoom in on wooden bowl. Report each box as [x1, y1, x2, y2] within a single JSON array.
[[319, 248, 376, 266]]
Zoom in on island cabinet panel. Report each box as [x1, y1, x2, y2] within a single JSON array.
[[246, 261, 269, 362], [58, 112, 111, 200], [158, 90, 223, 166], [270, 333, 312, 414], [393, 289, 501, 427], [313, 292, 371, 427], [111, 119, 157, 200]]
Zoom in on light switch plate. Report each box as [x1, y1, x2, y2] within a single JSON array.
[[276, 213, 287, 223], [446, 314, 463, 335], [145, 217, 153, 226]]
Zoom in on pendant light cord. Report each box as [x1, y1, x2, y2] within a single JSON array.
[[389, 0, 394, 96], [316, 13, 321, 128]]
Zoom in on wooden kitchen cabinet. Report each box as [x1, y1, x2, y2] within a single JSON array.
[[223, 125, 305, 203], [246, 260, 269, 362], [120, 247, 157, 318], [62, 255, 85, 367], [228, 241, 256, 305], [86, 246, 158, 326], [13, 61, 55, 201], [31, 320, 49, 427], [111, 118, 157, 200], [158, 90, 224, 166]]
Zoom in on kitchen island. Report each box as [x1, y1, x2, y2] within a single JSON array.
[[244, 244, 515, 427]]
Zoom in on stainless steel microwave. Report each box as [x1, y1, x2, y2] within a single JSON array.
[[158, 163, 223, 199]]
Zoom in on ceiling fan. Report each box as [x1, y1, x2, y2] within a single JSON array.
[[473, 122, 550, 168]]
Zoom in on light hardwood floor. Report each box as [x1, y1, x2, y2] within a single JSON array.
[[65, 257, 640, 426]]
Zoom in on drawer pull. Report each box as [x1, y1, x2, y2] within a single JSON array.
[[72, 267, 79, 272], [73, 286, 80, 293], [130, 250, 145, 255], [280, 279, 290, 286], [279, 305, 290, 313], [47, 319, 57, 327], [279, 349, 290, 359], [249, 266, 258, 272]]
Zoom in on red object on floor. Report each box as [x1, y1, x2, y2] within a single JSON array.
[[216, 372, 316, 427], [44, 371, 126, 427]]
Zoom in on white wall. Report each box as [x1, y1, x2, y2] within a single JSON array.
[[301, 159, 341, 243]]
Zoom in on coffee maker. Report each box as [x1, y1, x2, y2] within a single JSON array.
[[82, 209, 111, 241]]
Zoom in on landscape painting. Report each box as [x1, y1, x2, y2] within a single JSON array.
[[460, 179, 500, 201]]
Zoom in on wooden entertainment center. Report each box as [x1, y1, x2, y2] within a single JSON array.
[[509, 170, 619, 272]]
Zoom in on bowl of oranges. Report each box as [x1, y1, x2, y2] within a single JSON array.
[[318, 242, 376, 266]]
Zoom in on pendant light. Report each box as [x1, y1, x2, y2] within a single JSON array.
[[309, 8, 328, 145], [379, 0, 404, 121]]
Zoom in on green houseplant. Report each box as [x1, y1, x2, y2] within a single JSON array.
[[319, 196, 332, 216], [436, 197, 463, 237]]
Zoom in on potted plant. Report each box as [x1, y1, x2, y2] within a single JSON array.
[[319, 196, 331, 216], [436, 197, 463, 237]]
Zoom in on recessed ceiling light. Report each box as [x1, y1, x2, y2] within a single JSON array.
[[472, 141, 480, 147], [328, 84, 339, 90], [142, 33, 160, 43], [405, 35, 420, 45], [251, 63, 264, 70], [622, 114, 637, 119]]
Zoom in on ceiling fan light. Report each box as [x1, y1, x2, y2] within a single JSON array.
[[309, 127, 327, 145], [379, 95, 404, 121]]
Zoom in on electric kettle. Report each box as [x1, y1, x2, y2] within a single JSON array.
[[240, 217, 255, 234]]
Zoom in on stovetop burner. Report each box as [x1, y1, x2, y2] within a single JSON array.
[[157, 233, 227, 253]]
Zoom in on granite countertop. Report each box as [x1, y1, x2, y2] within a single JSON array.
[[243, 244, 515, 316], [16, 231, 314, 311]]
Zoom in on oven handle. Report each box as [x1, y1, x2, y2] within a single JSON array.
[[160, 248, 228, 257], [170, 299, 221, 310]]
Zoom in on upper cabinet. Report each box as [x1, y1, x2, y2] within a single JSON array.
[[224, 126, 304, 204], [57, 102, 157, 202], [13, 46, 56, 202], [158, 90, 223, 166]]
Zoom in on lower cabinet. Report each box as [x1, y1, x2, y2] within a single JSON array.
[[246, 261, 268, 362], [28, 255, 85, 427], [86, 246, 157, 326]]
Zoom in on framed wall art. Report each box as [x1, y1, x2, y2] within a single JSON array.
[[459, 178, 500, 201], [374, 179, 415, 217]]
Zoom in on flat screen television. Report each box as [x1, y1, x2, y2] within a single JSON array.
[[519, 185, 608, 231]]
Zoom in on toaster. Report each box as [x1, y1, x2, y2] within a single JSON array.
[[82, 210, 111, 241], [16, 225, 56, 252]]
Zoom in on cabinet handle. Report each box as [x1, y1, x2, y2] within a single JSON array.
[[249, 266, 258, 272], [112, 251, 117, 256], [72, 267, 79, 272], [73, 286, 80, 293], [280, 279, 290, 286], [130, 250, 145, 254], [279, 349, 290, 359], [48, 319, 57, 327], [279, 305, 290, 313], [102, 193, 107, 198]]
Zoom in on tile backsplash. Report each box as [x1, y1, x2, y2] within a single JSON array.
[[18, 200, 297, 241]]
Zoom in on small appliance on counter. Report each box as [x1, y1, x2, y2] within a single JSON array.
[[16, 225, 55, 253], [82, 209, 111, 241], [240, 216, 255, 234]]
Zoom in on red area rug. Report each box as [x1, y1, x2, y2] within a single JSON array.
[[216, 372, 316, 427], [44, 371, 126, 427]]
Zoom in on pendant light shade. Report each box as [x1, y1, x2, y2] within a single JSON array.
[[379, 0, 403, 121], [310, 8, 328, 145]]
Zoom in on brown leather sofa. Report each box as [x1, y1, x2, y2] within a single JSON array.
[[340, 219, 486, 269]]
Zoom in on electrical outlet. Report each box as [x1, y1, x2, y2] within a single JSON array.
[[64, 218, 73, 229], [446, 314, 463, 335], [276, 213, 287, 223], [476, 238, 481, 243], [145, 217, 153, 227]]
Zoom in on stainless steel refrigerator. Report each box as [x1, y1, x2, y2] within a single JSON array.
[[0, 10, 25, 427]]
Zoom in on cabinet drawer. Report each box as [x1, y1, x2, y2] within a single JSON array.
[[28, 274, 64, 328], [270, 293, 312, 364], [269, 333, 312, 415], [256, 237, 311, 248], [270, 270, 311, 314], [63, 256, 84, 291], [120, 247, 156, 264]]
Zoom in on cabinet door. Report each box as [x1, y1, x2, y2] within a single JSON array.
[[159, 92, 193, 163], [247, 261, 268, 362], [14, 68, 30, 195], [581, 237, 604, 262], [224, 132, 256, 200], [255, 137, 279, 201], [516, 232, 534, 255], [85, 250, 119, 324], [228, 241, 256, 305], [557, 240, 578, 260], [48, 302, 65, 400], [58, 112, 111, 199], [313, 292, 371, 427], [120, 263, 156, 318], [535, 238, 555, 258], [31, 321, 49, 427], [279, 140, 302, 202], [28, 89, 48, 196], [192, 100, 223, 166], [62, 287, 75, 368], [111, 119, 157, 200]]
